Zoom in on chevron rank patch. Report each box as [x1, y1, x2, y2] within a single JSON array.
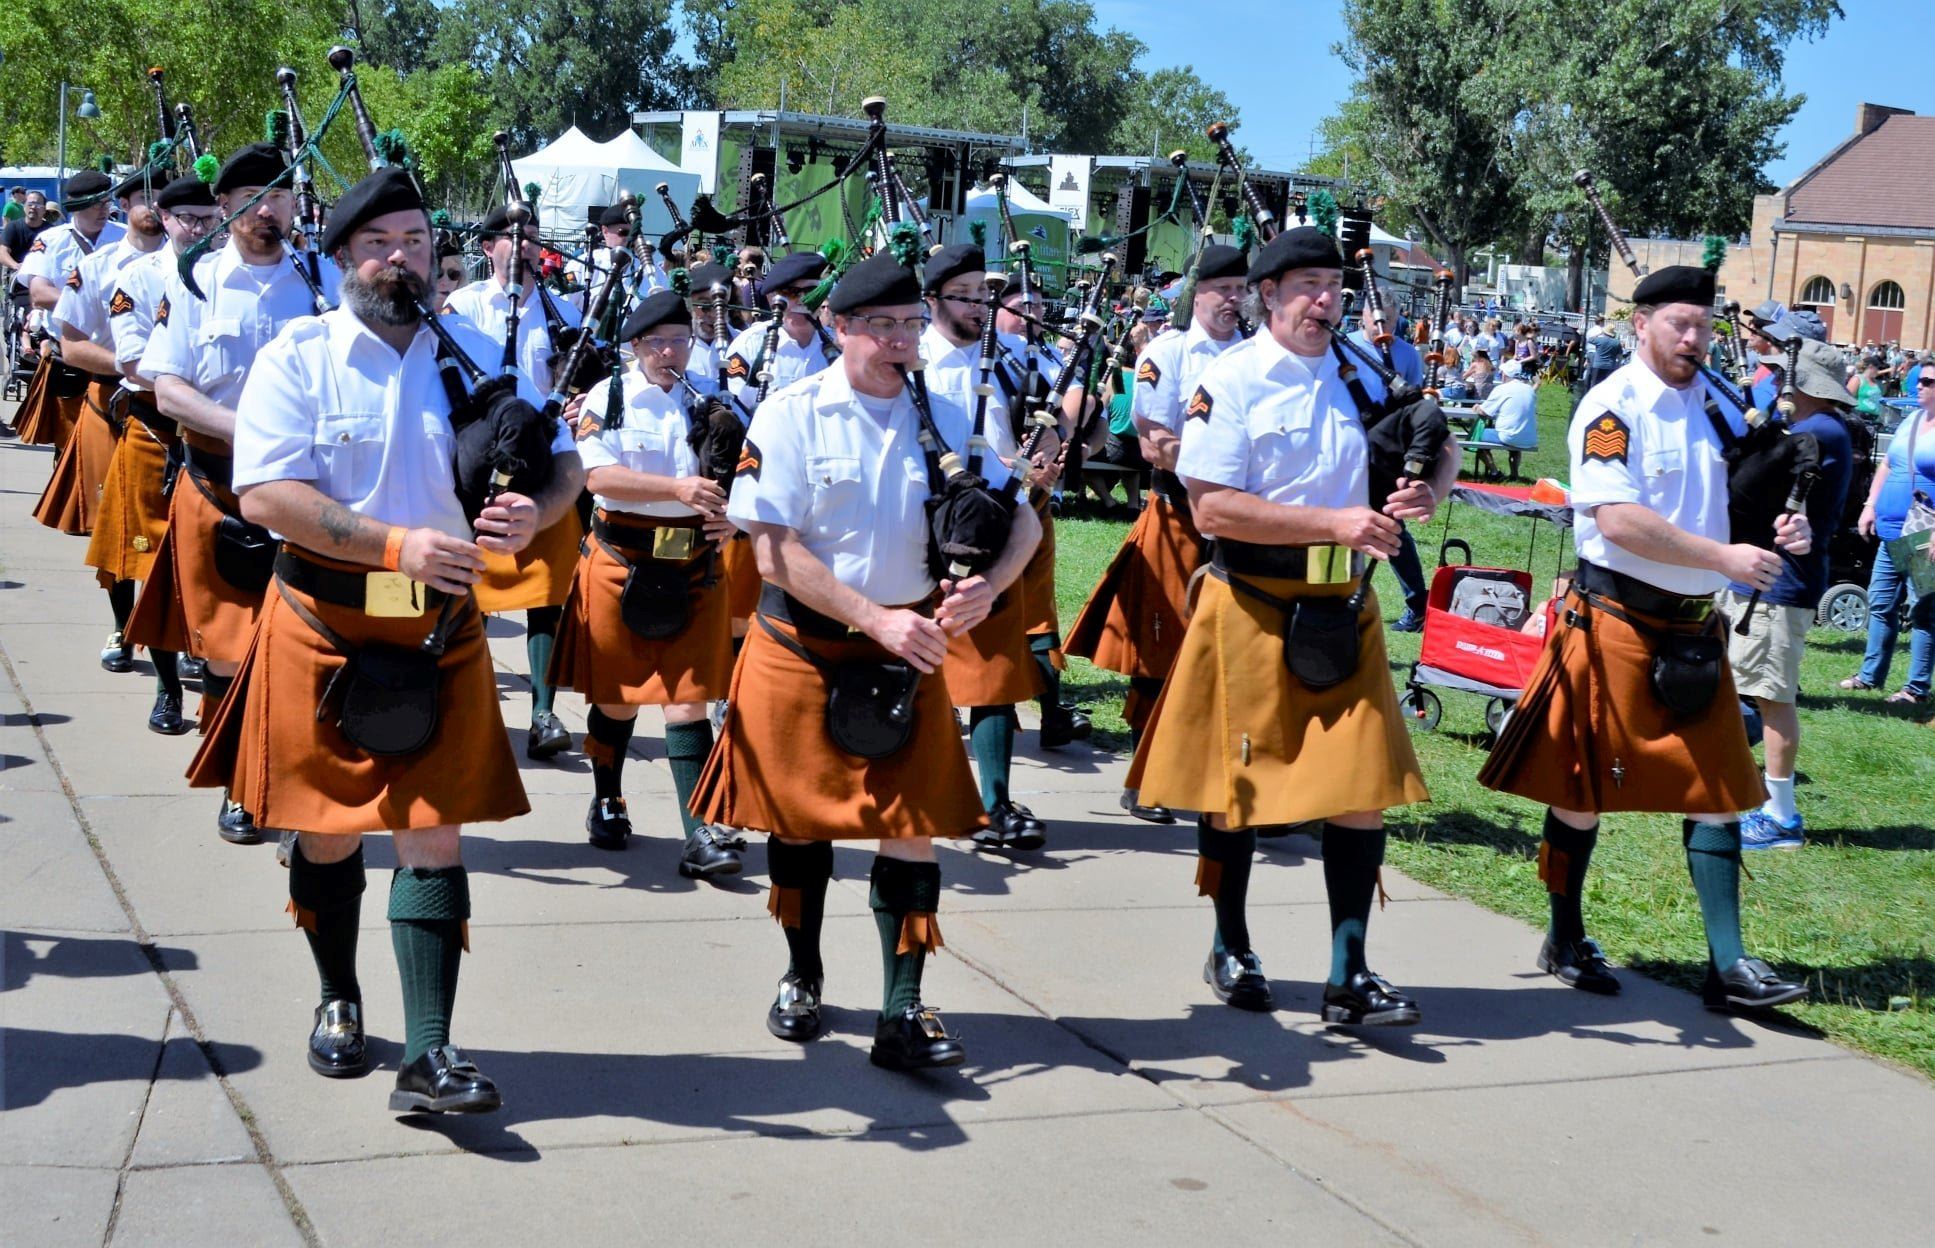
[[725, 353, 751, 380], [109, 289, 135, 316], [64, 267, 82, 291], [1582, 413, 1629, 464], [156, 295, 170, 326], [736, 439, 761, 480], [1136, 357, 1161, 387], [1185, 386, 1213, 422], [27, 238, 44, 254]]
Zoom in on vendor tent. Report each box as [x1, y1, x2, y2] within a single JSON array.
[[959, 180, 1074, 281], [511, 126, 700, 239]]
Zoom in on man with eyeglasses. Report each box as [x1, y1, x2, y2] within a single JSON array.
[[693, 251, 1040, 1070], [721, 250, 835, 418], [567, 203, 665, 299]]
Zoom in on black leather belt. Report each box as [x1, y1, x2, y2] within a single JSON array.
[[184, 443, 233, 489], [1575, 562, 1714, 622], [592, 511, 703, 557], [275, 550, 453, 614], [1212, 538, 1368, 583], [757, 583, 930, 641]]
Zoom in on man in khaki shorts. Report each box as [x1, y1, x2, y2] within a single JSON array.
[[1719, 327, 1857, 850]]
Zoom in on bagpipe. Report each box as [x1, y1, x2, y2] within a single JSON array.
[[1043, 253, 1121, 493], [1168, 148, 1224, 335], [1574, 168, 1820, 633], [542, 247, 630, 423]]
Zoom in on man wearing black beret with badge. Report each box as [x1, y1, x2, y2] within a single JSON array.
[[720, 249, 835, 417], [1481, 264, 1815, 1013]]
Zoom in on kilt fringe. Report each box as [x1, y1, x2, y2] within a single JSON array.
[[767, 885, 802, 928], [1195, 856, 1222, 899], [898, 911, 943, 956]]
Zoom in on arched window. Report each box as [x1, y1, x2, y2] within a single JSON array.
[[1869, 280, 1906, 310], [1799, 275, 1836, 305]]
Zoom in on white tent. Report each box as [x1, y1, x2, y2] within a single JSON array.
[[958, 181, 1075, 277], [510, 126, 701, 238]]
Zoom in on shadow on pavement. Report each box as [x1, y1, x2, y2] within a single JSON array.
[[0, 1029, 261, 1109], [3, 930, 199, 991]]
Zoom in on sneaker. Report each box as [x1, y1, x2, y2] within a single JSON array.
[[1739, 809, 1804, 851], [1390, 609, 1424, 634]]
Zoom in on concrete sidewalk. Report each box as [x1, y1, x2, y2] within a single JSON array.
[[4, 422, 1933, 1247]]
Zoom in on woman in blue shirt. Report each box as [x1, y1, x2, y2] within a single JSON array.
[[1843, 376, 1935, 700]]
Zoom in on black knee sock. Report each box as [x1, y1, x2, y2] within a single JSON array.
[[967, 705, 1015, 810], [870, 855, 943, 1019], [664, 719, 713, 840], [1197, 817, 1258, 956], [1127, 675, 1164, 753], [152, 649, 182, 699], [1322, 823, 1386, 986], [584, 707, 636, 800], [388, 866, 469, 1065], [525, 606, 563, 719], [1540, 810, 1598, 944], [767, 839, 834, 982], [202, 670, 233, 704], [288, 843, 365, 1005], [1030, 634, 1061, 717], [1684, 819, 1746, 970], [107, 579, 135, 632]]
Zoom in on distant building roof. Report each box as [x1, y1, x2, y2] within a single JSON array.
[[1784, 107, 1935, 232]]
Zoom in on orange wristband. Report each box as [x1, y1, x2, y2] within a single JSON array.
[[381, 526, 406, 572]]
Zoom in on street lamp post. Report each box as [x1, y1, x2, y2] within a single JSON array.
[[56, 82, 102, 194]]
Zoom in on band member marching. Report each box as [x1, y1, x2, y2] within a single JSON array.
[[14, 169, 126, 452], [1127, 229, 1457, 1023]]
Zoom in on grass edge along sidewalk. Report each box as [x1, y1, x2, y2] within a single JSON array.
[[1053, 384, 1935, 1080]]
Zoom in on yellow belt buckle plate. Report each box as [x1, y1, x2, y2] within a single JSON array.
[[364, 571, 426, 618], [1306, 544, 1354, 586], [652, 526, 697, 561]]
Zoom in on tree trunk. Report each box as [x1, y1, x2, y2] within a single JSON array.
[[1565, 245, 1585, 314]]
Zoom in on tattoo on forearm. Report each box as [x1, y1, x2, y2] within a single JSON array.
[[319, 502, 360, 548]]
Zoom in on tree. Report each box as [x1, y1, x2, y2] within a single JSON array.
[[1106, 66, 1237, 164], [343, 0, 444, 69]]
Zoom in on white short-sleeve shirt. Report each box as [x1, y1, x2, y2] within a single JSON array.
[[51, 237, 154, 352], [1177, 333, 1369, 511], [577, 368, 705, 518], [17, 219, 125, 289], [722, 319, 834, 416], [107, 246, 179, 393], [1570, 356, 1739, 597], [727, 365, 1013, 604], [1133, 322, 1238, 436], [921, 323, 1016, 461], [137, 245, 319, 409], [439, 278, 582, 407]]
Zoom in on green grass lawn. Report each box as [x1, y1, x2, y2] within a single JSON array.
[[1052, 384, 1935, 1079]]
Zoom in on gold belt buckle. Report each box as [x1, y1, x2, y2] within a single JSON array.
[[652, 526, 697, 561], [364, 571, 426, 618], [1305, 544, 1354, 586]]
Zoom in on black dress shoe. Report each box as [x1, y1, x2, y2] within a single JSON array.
[[1119, 789, 1175, 824], [1037, 704, 1093, 750], [177, 654, 206, 684], [388, 1045, 502, 1114], [586, 797, 632, 850], [101, 632, 134, 673], [869, 1004, 966, 1071], [1703, 957, 1809, 1012], [307, 999, 367, 1078], [766, 971, 824, 1042], [1539, 936, 1622, 995], [679, 826, 744, 878], [216, 797, 260, 846], [985, 800, 1048, 851], [147, 690, 189, 735], [526, 711, 572, 761], [714, 826, 749, 851], [1204, 949, 1274, 1011], [1322, 971, 1422, 1027]]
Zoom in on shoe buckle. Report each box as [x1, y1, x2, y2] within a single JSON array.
[[911, 1006, 949, 1040], [320, 1001, 361, 1035], [431, 1044, 478, 1073], [776, 977, 819, 1013]]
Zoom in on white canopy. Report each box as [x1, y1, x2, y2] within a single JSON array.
[[960, 178, 1069, 221], [510, 126, 701, 238]]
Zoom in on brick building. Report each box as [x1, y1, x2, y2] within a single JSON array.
[[1612, 103, 1935, 348]]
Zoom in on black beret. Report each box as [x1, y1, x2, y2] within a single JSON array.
[[999, 277, 1045, 304], [155, 175, 217, 212], [619, 289, 693, 341], [827, 252, 922, 314], [688, 262, 733, 291], [1632, 264, 1716, 309], [757, 250, 828, 295], [59, 170, 113, 209], [921, 243, 984, 293], [598, 202, 631, 228], [320, 167, 424, 255], [110, 167, 157, 201], [480, 200, 540, 237], [1247, 226, 1343, 284], [213, 143, 289, 195], [1195, 244, 1248, 283]]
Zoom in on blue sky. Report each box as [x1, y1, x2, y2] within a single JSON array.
[[1091, 0, 1932, 187]]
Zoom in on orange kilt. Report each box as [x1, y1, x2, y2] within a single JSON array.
[[1128, 571, 1428, 828], [84, 401, 174, 585], [1019, 492, 1060, 650], [473, 510, 583, 613], [14, 355, 83, 447], [1065, 494, 1204, 681], [720, 532, 762, 621], [30, 381, 117, 534], [549, 516, 734, 706], [1478, 586, 1764, 814], [187, 553, 530, 835], [942, 585, 1045, 708], [691, 613, 988, 842], [124, 442, 263, 664]]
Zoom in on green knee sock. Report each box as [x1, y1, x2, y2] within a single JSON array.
[[1030, 634, 1061, 717], [1198, 818, 1257, 956], [1322, 823, 1386, 986], [152, 649, 182, 699], [289, 843, 365, 1005], [967, 705, 1015, 810], [388, 866, 470, 1064], [664, 719, 714, 840], [870, 856, 942, 1020], [525, 607, 561, 718], [1541, 810, 1598, 944], [768, 839, 833, 981], [1684, 820, 1746, 970]]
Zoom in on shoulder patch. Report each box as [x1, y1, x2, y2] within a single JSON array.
[[725, 353, 751, 380], [1185, 386, 1214, 422], [736, 438, 761, 481], [1582, 413, 1629, 464], [27, 238, 44, 254], [156, 295, 170, 326], [1136, 357, 1161, 387], [64, 267, 82, 291], [109, 288, 135, 316]]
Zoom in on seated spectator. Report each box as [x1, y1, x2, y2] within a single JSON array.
[[1843, 371, 1935, 705], [1470, 357, 1539, 479], [1848, 359, 1885, 416]]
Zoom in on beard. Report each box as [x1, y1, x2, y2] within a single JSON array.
[[341, 264, 427, 328], [128, 207, 163, 238]]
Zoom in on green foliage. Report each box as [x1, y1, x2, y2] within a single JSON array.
[[1105, 65, 1238, 164]]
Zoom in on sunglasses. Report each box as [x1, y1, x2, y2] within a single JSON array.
[[1918, 376, 1935, 387]]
